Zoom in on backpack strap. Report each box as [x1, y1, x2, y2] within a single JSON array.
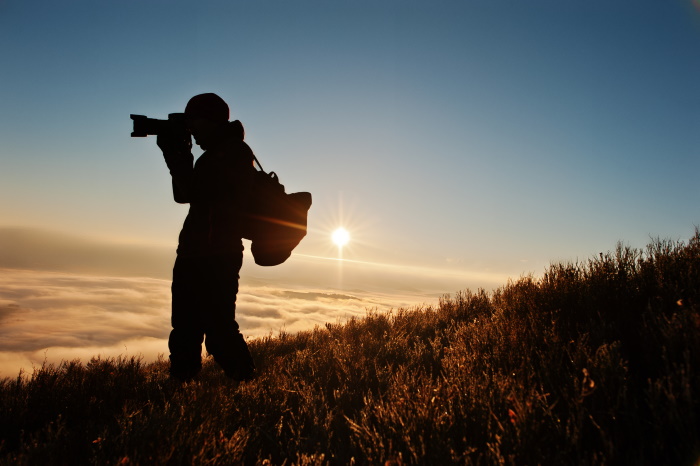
[[253, 154, 265, 173]]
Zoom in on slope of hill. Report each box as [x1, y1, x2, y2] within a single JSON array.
[[1, 233, 699, 465]]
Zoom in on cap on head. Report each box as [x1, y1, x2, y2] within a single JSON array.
[[185, 93, 229, 122]]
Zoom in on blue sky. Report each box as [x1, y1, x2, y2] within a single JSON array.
[[0, 0, 699, 373]]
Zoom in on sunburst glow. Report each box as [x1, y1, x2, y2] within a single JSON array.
[[332, 228, 350, 247]]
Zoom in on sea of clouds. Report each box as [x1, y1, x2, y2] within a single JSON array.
[[0, 268, 416, 377], [0, 227, 506, 377]]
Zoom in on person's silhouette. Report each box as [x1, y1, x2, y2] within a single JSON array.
[[157, 93, 255, 382]]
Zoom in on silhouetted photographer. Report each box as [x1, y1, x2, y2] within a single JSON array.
[[148, 93, 256, 382]]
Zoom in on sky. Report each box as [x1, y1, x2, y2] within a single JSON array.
[[1, 0, 699, 376]]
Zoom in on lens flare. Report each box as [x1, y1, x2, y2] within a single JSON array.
[[332, 228, 350, 247]]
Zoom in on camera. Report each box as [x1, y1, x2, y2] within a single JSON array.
[[130, 113, 188, 138]]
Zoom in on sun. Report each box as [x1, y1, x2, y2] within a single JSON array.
[[332, 227, 350, 247]]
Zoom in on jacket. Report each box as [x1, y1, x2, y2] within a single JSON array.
[[166, 120, 255, 257]]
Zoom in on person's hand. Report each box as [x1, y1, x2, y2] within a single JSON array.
[[157, 133, 193, 173], [157, 132, 192, 155]]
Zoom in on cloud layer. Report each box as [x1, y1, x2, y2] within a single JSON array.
[[0, 267, 429, 377], [0, 268, 170, 375], [0, 227, 175, 279], [0, 226, 508, 377]]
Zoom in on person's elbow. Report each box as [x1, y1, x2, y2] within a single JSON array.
[[172, 181, 192, 203]]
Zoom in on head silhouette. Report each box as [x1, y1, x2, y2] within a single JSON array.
[[185, 93, 230, 150]]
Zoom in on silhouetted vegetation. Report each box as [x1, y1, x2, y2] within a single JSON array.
[[1, 232, 699, 465]]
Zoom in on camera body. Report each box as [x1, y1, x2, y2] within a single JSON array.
[[130, 113, 188, 138]]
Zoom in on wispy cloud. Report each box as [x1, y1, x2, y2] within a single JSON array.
[[270, 290, 361, 301]]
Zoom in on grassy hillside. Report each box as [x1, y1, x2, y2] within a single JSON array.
[[1, 233, 699, 465]]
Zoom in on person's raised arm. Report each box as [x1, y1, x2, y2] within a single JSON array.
[[157, 133, 194, 203]]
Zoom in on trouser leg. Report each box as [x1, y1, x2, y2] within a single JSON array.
[[201, 255, 255, 380], [169, 253, 255, 381], [168, 328, 204, 380], [169, 256, 205, 380]]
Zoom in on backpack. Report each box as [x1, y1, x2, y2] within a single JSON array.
[[242, 155, 312, 266]]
